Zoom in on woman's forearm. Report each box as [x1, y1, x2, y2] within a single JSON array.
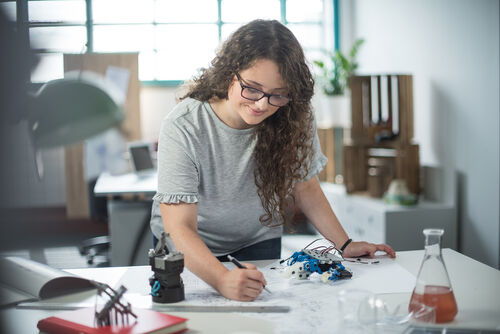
[[160, 203, 228, 292], [293, 177, 350, 248], [169, 225, 229, 292]]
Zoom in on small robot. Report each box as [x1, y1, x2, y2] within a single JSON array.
[[148, 232, 185, 303], [281, 239, 352, 282], [91, 281, 137, 326]]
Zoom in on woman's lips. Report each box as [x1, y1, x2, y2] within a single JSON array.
[[248, 106, 265, 115]]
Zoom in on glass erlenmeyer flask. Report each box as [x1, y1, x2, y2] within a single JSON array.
[[409, 228, 458, 323]]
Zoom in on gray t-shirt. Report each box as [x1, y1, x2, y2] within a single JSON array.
[[150, 98, 327, 256]]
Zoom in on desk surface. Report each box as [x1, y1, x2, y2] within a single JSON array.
[[94, 171, 157, 196], [2, 249, 499, 334]]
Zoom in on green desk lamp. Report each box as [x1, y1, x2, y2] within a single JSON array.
[[27, 71, 125, 178]]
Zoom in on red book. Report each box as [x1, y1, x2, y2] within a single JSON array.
[[37, 307, 188, 334]]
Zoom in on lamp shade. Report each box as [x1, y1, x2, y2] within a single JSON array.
[[28, 73, 124, 149]]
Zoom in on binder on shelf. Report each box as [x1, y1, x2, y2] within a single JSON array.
[[370, 76, 380, 124], [390, 75, 400, 135], [380, 75, 390, 123]]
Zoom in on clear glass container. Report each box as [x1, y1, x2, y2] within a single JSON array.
[[409, 229, 458, 323]]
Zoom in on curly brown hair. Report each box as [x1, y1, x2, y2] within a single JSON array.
[[181, 19, 315, 228]]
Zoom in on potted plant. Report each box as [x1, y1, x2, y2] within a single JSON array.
[[314, 38, 365, 96], [312, 38, 364, 128]]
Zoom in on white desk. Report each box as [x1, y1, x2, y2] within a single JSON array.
[[94, 172, 157, 196], [2, 249, 500, 333], [94, 172, 158, 266]]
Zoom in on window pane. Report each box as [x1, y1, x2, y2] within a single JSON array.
[[221, 23, 242, 41], [305, 49, 324, 74], [155, 24, 218, 52], [31, 53, 64, 83], [155, 24, 218, 80], [29, 0, 86, 23], [93, 25, 155, 52], [138, 51, 156, 81], [30, 26, 87, 53], [156, 50, 210, 81], [0, 2, 16, 21], [93, 0, 154, 24], [287, 24, 322, 49], [155, 0, 217, 23], [221, 0, 280, 23], [287, 0, 323, 22]]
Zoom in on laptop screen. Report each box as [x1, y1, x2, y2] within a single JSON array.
[[129, 144, 154, 172]]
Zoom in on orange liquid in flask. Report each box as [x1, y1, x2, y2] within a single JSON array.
[[409, 285, 458, 323]]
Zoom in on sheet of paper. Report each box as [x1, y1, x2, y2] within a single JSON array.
[[66, 266, 129, 290], [335, 257, 416, 293], [243, 256, 416, 333], [19, 256, 416, 333]]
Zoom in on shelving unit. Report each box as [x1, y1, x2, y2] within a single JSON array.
[[343, 74, 420, 197], [321, 183, 457, 251]]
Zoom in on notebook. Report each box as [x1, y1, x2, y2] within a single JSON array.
[[37, 307, 188, 334], [0, 256, 95, 308]]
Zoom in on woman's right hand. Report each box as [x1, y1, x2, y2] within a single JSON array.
[[216, 263, 267, 301]]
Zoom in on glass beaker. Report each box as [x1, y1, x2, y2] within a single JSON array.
[[409, 229, 458, 323]]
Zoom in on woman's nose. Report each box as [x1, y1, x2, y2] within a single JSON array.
[[255, 96, 269, 110]]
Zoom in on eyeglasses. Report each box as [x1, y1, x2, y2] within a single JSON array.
[[235, 73, 291, 107]]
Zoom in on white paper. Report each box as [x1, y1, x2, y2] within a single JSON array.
[[18, 257, 417, 333], [105, 66, 130, 105]]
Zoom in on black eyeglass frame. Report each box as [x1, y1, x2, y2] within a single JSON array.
[[235, 73, 291, 107]]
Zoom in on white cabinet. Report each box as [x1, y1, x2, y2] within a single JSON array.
[[321, 183, 457, 251]]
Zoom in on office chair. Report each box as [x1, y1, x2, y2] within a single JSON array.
[[79, 235, 110, 266], [78, 177, 111, 267]]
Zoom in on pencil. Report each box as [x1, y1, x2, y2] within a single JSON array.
[[227, 255, 272, 294]]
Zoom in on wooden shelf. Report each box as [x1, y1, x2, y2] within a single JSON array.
[[343, 74, 420, 197]]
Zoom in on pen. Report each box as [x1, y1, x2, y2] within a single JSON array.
[[227, 255, 272, 294]]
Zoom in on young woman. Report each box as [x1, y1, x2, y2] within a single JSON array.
[[150, 19, 395, 301]]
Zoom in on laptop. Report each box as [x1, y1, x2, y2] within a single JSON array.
[[127, 141, 156, 177]]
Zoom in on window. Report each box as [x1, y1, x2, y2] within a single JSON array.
[[12, 0, 336, 84]]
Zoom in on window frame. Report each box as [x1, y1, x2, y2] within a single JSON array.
[[13, 0, 338, 87]]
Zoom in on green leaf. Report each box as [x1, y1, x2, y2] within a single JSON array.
[[313, 60, 325, 68], [312, 38, 364, 96], [349, 38, 365, 60]]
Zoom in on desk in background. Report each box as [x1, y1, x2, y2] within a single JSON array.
[[95, 175, 458, 266], [94, 172, 157, 266], [1, 249, 499, 333]]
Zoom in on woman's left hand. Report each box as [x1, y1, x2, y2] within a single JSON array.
[[342, 241, 396, 258]]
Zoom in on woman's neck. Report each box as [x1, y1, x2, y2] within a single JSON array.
[[209, 98, 251, 130]]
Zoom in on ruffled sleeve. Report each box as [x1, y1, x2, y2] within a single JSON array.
[[153, 192, 198, 204]]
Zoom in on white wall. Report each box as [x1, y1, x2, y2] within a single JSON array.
[[342, 0, 499, 267], [140, 86, 179, 142]]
